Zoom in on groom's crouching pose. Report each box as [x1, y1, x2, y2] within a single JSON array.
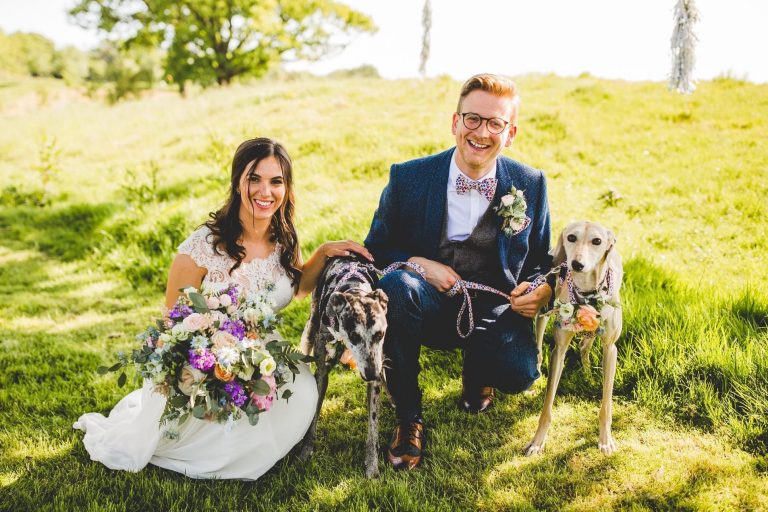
[[364, 73, 553, 470]]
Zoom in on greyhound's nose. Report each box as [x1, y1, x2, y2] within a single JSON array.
[[571, 260, 584, 272]]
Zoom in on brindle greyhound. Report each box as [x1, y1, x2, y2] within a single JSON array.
[[297, 255, 388, 478]]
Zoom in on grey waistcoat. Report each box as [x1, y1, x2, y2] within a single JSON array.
[[437, 204, 503, 287]]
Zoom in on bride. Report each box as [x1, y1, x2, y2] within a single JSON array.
[[74, 137, 372, 480]]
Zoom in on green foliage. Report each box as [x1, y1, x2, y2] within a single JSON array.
[[1, 75, 768, 509], [70, 0, 377, 91], [86, 43, 161, 103]]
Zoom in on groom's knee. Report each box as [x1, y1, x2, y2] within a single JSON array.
[[378, 270, 426, 314]]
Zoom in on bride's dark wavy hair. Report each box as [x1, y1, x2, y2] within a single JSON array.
[[205, 137, 301, 285]]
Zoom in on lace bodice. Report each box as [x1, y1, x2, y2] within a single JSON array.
[[178, 226, 294, 311]]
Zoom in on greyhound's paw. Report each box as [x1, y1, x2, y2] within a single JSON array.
[[523, 440, 546, 456], [598, 437, 617, 455], [297, 443, 314, 462]]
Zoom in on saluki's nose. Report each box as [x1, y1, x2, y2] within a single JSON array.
[[571, 260, 584, 272]]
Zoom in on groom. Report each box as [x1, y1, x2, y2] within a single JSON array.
[[364, 73, 553, 470]]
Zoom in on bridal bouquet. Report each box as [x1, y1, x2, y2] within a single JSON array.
[[101, 283, 309, 426]]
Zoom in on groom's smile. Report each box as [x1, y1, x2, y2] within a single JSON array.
[[452, 89, 517, 180]]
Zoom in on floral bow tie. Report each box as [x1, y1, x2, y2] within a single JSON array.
[[455, 174, 497, 202]]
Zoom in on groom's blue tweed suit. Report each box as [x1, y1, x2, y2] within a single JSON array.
[[365, 148, 553, 421]]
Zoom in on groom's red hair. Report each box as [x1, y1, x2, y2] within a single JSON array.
[[457, 73, 520, 124]]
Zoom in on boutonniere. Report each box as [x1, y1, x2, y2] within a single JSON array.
[[495, 187, 529, 236]]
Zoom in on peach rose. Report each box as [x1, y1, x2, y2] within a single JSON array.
[[211, 330, 238, 350], [576, 305, 600, 332], [340, 348, 357, 370], [214, 363, 235, 382]]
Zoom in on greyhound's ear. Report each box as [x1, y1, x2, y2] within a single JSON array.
[[328, 292, 349, 314], [605, 230, 617, 255], [551, 230, 566, 266], [372, 289, 389, 306]]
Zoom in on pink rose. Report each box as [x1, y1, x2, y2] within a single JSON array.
[[250, 375, 277, 412], [576, 305, 600, 332], [182, 313, 209, 332]]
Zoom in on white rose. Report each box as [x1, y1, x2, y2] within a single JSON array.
[[259, 357, 276, 376], [516, 189, 524, 198], [159, 333, 173, 344], [558, 302, 575, 320], [501, 194, 514, 207], [211, 330, 238, 349], [206, 297, 220, 310], [219, 294, 232, 307], [227, 305, 237, 315]]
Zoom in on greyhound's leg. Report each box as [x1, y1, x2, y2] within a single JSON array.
[[598, 340, 618, 454], [525, 329, 574, 456], [298, 343, 330, 460], [365, 380, 381, 478]]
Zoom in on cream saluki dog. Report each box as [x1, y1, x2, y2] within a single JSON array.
[[525, 221, 623, 455]]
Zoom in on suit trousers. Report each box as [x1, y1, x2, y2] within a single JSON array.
[[379, 270, 541, 422]]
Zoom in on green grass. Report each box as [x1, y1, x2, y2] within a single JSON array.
[[1, 75, 767, 511]]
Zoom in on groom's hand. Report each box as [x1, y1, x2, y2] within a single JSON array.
[[509, 282, 552, 318], [407, 257, 460, 292]]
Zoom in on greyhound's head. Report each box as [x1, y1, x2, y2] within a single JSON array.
[[552, 221, 616, 275], [327, 289, 388, 381]]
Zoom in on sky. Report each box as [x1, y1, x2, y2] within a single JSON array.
[[1, 0, 766, 83]]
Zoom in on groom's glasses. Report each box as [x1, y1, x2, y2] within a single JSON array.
[[459, 112, 510, 134]]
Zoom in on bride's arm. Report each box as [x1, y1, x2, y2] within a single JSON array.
[[164, 254, 207, 308], [295, 240, 373, 300]]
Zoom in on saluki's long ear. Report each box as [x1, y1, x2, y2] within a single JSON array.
[[551, 229, 567, 266], [596, 229, 617, 281], [328, 291, 350, 315]]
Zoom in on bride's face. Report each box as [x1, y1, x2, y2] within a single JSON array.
[[238, 156, 285, 223]]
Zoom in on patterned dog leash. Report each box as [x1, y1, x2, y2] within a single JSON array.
[[339, 259, 549, 339]]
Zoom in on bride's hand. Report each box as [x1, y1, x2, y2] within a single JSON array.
[[320, 240, 374, 262]]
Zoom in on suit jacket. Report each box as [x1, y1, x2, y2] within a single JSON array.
[[365, 148, 552, 291]]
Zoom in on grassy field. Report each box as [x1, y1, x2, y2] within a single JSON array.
[[1, 74, 767, 511]]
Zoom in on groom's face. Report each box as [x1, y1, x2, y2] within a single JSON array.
[[452, 90, 517, 179]]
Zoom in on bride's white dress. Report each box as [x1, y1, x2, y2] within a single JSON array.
[[74, 226, 318, 480]]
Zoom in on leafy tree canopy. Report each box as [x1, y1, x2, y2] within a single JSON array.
[[70, 0, 376, 90]]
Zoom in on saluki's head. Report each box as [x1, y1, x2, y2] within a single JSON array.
[[552, 221, 616, 274], [327, 289, 388, 381]]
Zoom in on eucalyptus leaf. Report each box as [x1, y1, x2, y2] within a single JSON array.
[[108, 362, 123, 372], [177, 413, 189, 425], [251, 379, 271, 396], [192, 405, 206, 419], [248, 413, 260, 426], [281, 389, 293, 401], [187, 292, 210, 313], [117, 372, 127, 388], [96, 366, 110, 375]]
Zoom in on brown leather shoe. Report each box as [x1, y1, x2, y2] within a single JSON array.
[[460, 376, 495, 413], [387, 418, 425, 470]]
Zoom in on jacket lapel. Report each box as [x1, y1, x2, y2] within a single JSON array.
[[423, 149, 453, 259], [495, 157, 515, 287]]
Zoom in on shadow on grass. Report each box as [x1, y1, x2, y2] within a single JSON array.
[[0, 202, 116, 261]]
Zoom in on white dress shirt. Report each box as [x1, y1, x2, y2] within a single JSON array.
[[445, 154, 497, 241]]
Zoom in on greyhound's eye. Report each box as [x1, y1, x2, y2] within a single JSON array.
[[592, 238, 602, 245], [567, 234, 577, 243]]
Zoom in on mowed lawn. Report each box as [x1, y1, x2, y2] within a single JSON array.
[[0, 74, 767, 511]]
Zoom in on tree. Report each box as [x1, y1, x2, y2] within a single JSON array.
[[419, 0, 431, 78], [70, 0, 376, 91]]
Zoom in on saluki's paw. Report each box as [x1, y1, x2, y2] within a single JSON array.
[[524, 439, 546, 456], [598, 436, 617, 455]]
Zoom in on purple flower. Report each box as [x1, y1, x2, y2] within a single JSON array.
[[221, 319, 246, 340], [224, 381, 247, 407], [227, 286, 239, 305], [188, 348, 215, 371], [169, 304, 193, 321]]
